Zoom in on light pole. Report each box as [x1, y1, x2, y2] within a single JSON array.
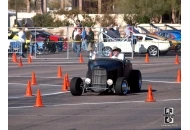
[[15, 0, 17, 25]]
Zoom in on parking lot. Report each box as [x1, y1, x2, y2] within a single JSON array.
[[8, 51, 181, 130]]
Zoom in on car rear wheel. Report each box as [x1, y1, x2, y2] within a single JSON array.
[[148, 45, 158, 56], [115, 77, 128, 95], [102, 46, 112, 57], [128, 70, 142, 93], [70, 77, 83, 96]]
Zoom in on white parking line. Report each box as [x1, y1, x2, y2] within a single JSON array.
[[8, 91, 69, 99], [8, 62, 81, 64], [143, 80, 180, 84], [8, 83, 62, 86], [8, 64, 86, 68], [8, 76, 180, 84], [8, 98, 181, 109]]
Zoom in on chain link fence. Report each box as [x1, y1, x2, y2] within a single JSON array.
[[8, 24, 181, 59]]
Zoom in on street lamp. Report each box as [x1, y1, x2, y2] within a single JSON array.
[[15, 0, 17, 25]]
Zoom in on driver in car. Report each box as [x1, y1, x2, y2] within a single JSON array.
[[111, 46, 132, 77], [111, 46, 124, 60]]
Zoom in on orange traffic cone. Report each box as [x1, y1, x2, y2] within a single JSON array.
[[34, 89, 44, 107], [57, 66, 62, 78], [144, 53, 149, 63], [28, 54, 32, 64], [176, 68, 181, 83], [25, 81, 33, 97], [145, 85, 156, 102], [31, 72, 37, 85], [12, 53, 17, 63], [65, 73, 70, 88], [175, 54, 180, 64], [62, 76, 67, 91], [18, 57, 23, 67], [79, 53, 84, 63]]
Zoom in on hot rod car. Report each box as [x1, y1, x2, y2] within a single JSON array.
[[70, 57, 142, 96]]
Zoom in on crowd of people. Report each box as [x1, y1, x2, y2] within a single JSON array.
[[71, 20, 95, 57]]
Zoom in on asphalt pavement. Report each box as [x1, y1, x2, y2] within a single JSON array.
[[8, 50, 181, 130]]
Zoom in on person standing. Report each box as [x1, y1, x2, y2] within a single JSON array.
[[71, 27, 78, 53], [81, 27, 88, 51], [74, 29, 82, 57], [130, 31, 137, 53], [76, 19, 82, 29], [18, 27, 26, 58], [87, 27, 95, 58], [124, 24, 131, 41]]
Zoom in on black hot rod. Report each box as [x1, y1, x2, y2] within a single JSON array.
[[70, 57, 142, 96]]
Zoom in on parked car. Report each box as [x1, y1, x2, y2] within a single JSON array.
[[147, 34, 181, 51], [70, 57, 142, 96], [154, 30, 181, 41], [97, 33, 172, 56], [30, 30, 64, 51]]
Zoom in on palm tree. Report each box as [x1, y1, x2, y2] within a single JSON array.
[[26, 0, 30, 12]]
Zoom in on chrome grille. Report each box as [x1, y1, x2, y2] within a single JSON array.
[[92, 68, 107, 88]]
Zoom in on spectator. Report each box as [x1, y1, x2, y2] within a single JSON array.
[[25, 31, 36, 58], [87, 27, 95, 58], [130, 31, 137, 53], [71, 27, 78, 52], [29, 36, 37, 58], [124, 24, 131, 41], [113, 26, 121, 38], [8, 31, 15, 39], [134, 23, 140, 33], [18, 27, 26, 58], [109, 24, 115, 32], [74, 29, 82, 57], [81, 27, 88, 51], [76, 19, 82, 30]]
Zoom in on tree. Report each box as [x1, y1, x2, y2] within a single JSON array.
[[56, 8, 86, 25], [8, 0, 26, 11], [166, 0, 181, 23], [117, 0, 181, 23], [81, 14, 96, 27], [32, 13, 73, 27], [26, 0, 30, 12], [101, 0, 117, 14], [32, 13, 55, 27], [95, 14, 117, 27], [48, 0, 60, 10]]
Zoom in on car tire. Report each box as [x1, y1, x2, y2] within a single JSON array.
[[128, 70, 142, 93], [102, 46, 112, 57], [115, 77, 128, 95], [70, 77, 83, 96], [147, 45, 159, 56]]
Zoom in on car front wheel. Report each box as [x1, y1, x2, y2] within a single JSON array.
[[148, 45, 158, 56], [115, 77, 128, 95], [70, 77, 83, 96]]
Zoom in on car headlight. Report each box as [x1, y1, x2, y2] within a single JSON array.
[[85, 78, 91, 84], [107, 79, 113, 86]]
